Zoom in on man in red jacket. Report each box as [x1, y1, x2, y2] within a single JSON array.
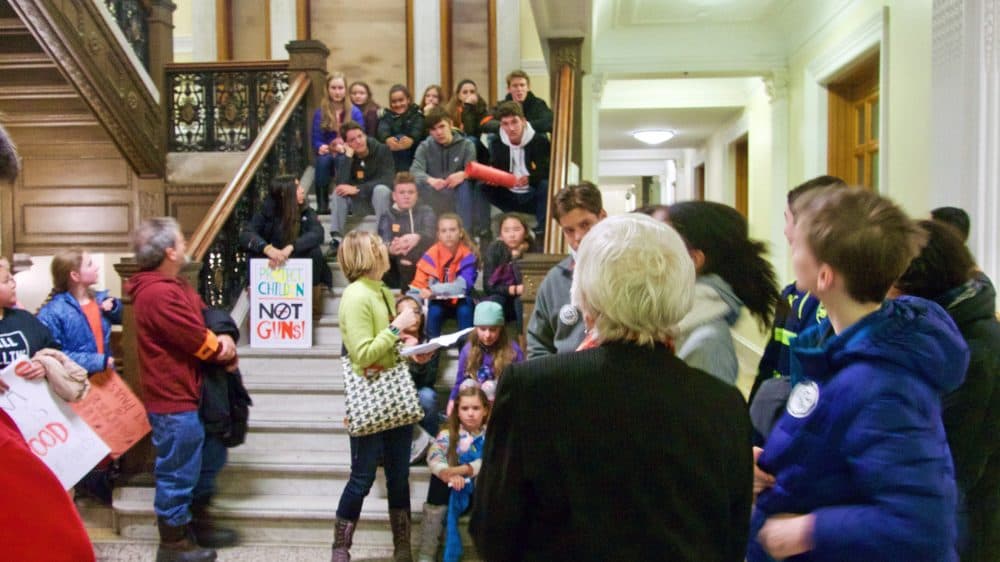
[[125, 217, 239, 562]]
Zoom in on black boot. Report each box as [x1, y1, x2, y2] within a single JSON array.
[[156, 517, 216, 562], [190, 497, 239, 548], [389, 508, 413, 562], [330, 517, 356, 562]]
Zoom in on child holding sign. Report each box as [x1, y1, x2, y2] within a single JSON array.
[[37, 248, 122, 504]]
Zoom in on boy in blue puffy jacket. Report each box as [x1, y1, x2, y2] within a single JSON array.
[[749, 187, 969, 562]]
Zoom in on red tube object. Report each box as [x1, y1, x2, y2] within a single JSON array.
[[465, 161, 517, 189]]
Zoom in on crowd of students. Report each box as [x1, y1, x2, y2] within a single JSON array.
[[2, 106, 998, 561], [306, 69, 553, 257]]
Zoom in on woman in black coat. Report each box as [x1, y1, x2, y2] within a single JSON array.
[[240, 175, 333, 290], [470, 214, 753, 562], [893, 220, 1000, 562]]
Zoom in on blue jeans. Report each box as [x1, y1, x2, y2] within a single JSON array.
[[420, 180, 475, 234], [425, 297, 474, 339], [482, 179, 550, 238], [313, 153, 338, 213], [336, 423, 412, 520], [149, 411, 228, 526], [417, 386, 440, 435]]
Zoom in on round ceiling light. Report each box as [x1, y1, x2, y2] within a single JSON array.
[[632, 129, 675, 145]]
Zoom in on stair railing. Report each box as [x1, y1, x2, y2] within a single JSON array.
[[188, 72, 311, 309]]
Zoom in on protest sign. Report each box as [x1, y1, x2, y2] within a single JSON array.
[[249, 258, 313, 348], [70, 369, 150, 459], [0, 360, 111, 490]]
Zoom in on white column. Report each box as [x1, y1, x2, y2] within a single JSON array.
[[270, 0, 297, 59], [413, 0, 442, 93], [766, 69, 790, 275], [496, 0, 521, 88], [190, 0, 217, 61], [930, 0, 1000, 289]]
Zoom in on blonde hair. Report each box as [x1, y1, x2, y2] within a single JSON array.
[[571, 214, 695, 346], [38, 247, 89, 311], [436, 213, 479, 260], [320, 72, 357, 133], [338, 231, 389, 282]]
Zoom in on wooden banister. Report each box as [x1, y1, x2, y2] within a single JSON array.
[[188, 72, 310, 261], [543, 62, 575, 254], [165, 60, 290, 73]]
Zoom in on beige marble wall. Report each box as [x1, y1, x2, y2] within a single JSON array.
[[232, 0, 269, 60], [451, 0, 490, 103], [311, 1, 408, 104]]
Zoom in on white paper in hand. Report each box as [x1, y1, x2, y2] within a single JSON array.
[[0, 360, 111, 489], [401, 327, 474, 357]]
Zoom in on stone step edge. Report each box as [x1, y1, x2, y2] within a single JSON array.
[[113, 496, 430, 522]]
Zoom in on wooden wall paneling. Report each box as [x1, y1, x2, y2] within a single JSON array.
[[310, 0, 408, 102], [165, 184, 226, 239]]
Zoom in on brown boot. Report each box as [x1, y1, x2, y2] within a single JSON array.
[[390, 508, 413, 562], [190, 497, 238, 548], [313, 285, 326, 320], [331, 517, 356, 562], [156, 517, 217, 562]]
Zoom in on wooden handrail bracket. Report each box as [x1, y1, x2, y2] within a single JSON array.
[[188, 72, 311, 261]]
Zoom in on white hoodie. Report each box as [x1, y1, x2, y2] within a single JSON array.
[[499, 121, 536, 194]]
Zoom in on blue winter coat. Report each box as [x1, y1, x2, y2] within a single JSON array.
[[37, 291, 121, 375], [748, 296, 969, 562]]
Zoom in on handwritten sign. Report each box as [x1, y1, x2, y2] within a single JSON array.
[[0, 360, 111, 489], [249, 258, 313, 348], [70, 369, 150, 459]]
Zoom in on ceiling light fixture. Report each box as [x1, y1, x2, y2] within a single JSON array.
[[632, 129, 675, 145]]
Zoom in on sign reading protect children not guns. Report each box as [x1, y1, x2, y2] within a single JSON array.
[[249, 258, 313, 348]]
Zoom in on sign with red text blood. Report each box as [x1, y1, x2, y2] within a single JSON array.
[[249, 258, 313, 348], [0, 360, 111, 489]]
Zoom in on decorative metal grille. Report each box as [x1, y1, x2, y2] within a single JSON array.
[[197, 102, 308, 309], [104, 0, 149, 69], [167, 70, 292, 152]]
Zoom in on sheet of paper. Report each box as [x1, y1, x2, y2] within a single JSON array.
[[0, 360, 111, 489], [400, 327, 474, 357]]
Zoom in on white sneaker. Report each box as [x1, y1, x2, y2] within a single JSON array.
[[410, 426, 433, 464]]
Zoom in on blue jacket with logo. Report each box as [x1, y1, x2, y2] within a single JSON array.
[[748, 296, 968, 562], [37, 290, 121, 375]]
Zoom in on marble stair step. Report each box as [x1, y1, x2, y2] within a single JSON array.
[[112, 487, 477, 548], [218, 449, 433, 498]]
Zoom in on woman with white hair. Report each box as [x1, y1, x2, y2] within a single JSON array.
[[470, 214, 753, 561]]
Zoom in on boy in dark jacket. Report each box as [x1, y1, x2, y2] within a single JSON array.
[[749, 188, 968, 562], [482, 69, 553, 135], [483, 101, 551, 239], [893, 220, 1000, 562], [378, 172, 436, 290], [328, 122, 395, 254]]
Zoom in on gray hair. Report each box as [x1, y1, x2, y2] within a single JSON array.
[[132, 217, 181, 271], [0, 122, 20, 183], [571, 214, 695, 346]]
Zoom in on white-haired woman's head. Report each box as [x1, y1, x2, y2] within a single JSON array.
[[571, 214, 695, 346]]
